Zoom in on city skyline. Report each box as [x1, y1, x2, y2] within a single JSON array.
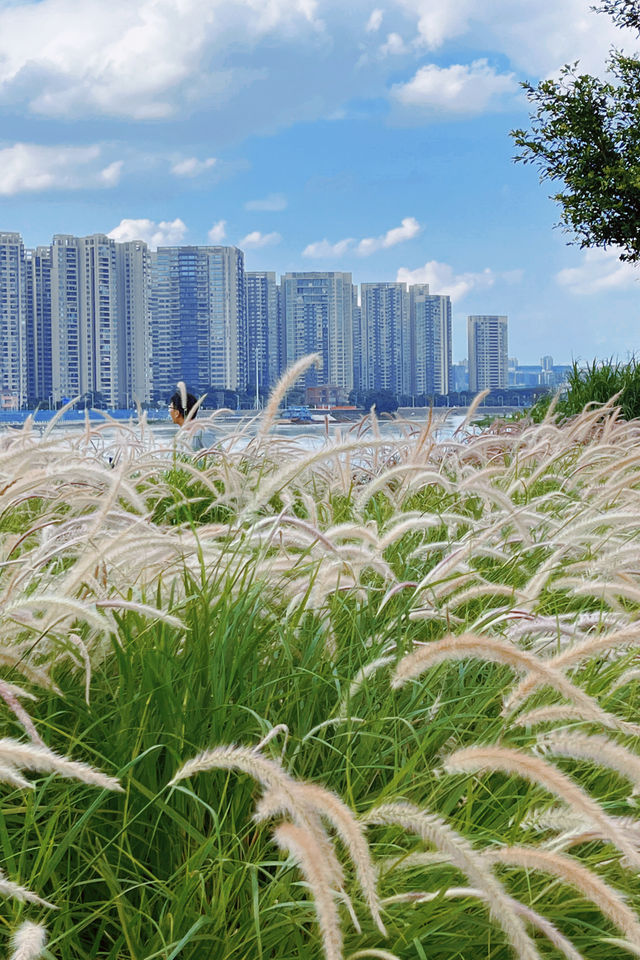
[[1, 229, 466, 408], [0, 1, 638, 368]]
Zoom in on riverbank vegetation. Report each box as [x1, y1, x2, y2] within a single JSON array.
[[2, 370, 640, 958]]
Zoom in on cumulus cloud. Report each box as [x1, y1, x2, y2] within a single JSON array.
[[0, 0, 321, 119], [396, 259, 499, 302], [0, 143, 123, 195], [171, 156, 217, 177], [245, 193, 287, 211], [207, 220, 227, 243], [392, 59, 517, 114], [240, 230, 282, 248], [108, 217, 188, 248], [556, 248, 640, 295], [357, 216, 421, 255], [396, 0, 637, 75], [302, 237, 355, 258], [304, 217, 420, 258], [379, 32, 408, 56], [366, 9, 383, 32]]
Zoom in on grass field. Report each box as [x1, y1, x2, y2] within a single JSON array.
[[2, 371, 640, 959]]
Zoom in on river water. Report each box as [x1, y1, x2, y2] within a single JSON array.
[[1, 410, 470, 464]]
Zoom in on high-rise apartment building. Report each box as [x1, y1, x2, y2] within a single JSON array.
[[51, 235, 82, 403], [0, 233, 27, 409], [79, 235, 122, 408], [360, 282, 409, 396], [246, 271, 279, 394], [468, 315, 508, 391], [280, 272, 355, 390], [25, 246, 52, 406], [50, 234, 151, 407], [151, 245, 246, 400], [412, 288, 452, 396], [117, 241, 152, 405]]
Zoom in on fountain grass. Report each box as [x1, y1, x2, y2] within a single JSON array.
[[1, 392, 640, 957]]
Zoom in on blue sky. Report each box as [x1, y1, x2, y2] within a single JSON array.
[[1, 0, 639, 363]]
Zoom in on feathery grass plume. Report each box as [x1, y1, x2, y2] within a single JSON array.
[[347, 951, 401, 960], [454, 390, 490, 433], [391, 633, 620, 732], [536, 731, 640, 795], [0, 762, 33, 790], [444, 745, 640, 869], [506, 625, 640, 710], [338, 651, 396, 717], [484, 845, 640, 946], [0, 739, 122, 791], [0, 679, 43, 745], [0, 869, 55, 908], [257, 354, 321, 440], [610, 669, 640, 693], [600, 939, 640, 957], [8, 922, 47, 960], [381, 887, 584, 960], [274, 822, 343, 960], [513, 705, 590, 728], [255, 788, 347, 895], [296, 782, 385, 936], [365, 802, 540, 960], [171, 743, 384, 933]]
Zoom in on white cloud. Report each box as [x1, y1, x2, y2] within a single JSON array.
[[171, 156, 217, 177], [304, 217, 420, 258], [108, 217, 188, 248], [392, 59, 517, 114], [245, 193, 288, 211], [396, 0, 638, 75], [379, 32, 408, 56], [207, 220, 227, 243], [0, 0, 321, 119], [240, 230, 282, 248], [0, 142, 122, 195], [366, 9, 383, 32], [556, 248, 640, 295], [302, 237, 355, 258], [357, 216, 421, 255], [100, 160, 124, 186], [396, 259, 498, 302]]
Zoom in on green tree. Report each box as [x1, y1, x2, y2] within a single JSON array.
[[362, 389, 399, 414], [512, 0, 640, 261]]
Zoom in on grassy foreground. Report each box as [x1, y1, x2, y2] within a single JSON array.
[[2, 379, 640, 958]]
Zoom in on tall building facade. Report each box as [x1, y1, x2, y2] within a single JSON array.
[[412, 288, 452, 396], [151, 245, 246, 400], [25, 246, 52, 406], [50, 234, 151, 407], [246, 271, 279, 394], [0, 233, 27, 409], [360, 282, 409, 395], [468, 315, 508, 391], [117, 241, 152, 405], [50, 235, 82, 403], [78, 235, 122, 408], [280, 272, 354, 390]]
